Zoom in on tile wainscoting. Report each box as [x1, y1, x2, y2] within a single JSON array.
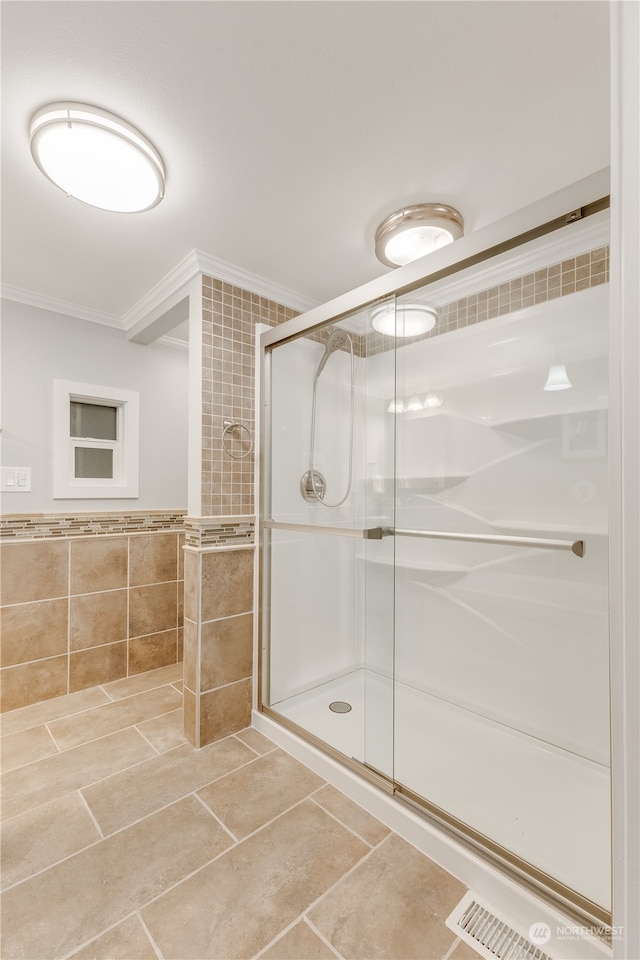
[[0, 512, 185, 712]]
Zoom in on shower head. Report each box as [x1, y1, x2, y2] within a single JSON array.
[[315, 329, 350, 378]]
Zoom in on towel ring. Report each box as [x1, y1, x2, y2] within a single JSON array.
[[222, 419, 254, 460]]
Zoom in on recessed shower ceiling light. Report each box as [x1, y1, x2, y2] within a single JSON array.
[[375, 203, 464, 267], [371, 303, 438, 338], [30, 103, 165, 213]]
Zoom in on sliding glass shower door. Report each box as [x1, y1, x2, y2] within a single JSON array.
[[392, 268, 610, 916], [262, 301, 396, 781], [261, 204, 610, 922]]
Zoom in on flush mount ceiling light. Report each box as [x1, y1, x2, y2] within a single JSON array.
[[375, 203, 464, 268], [371, 303, 438, 338], [30, 102, 165, 213]]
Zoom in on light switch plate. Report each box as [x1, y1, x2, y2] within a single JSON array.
[[1, 467, 32, 492]]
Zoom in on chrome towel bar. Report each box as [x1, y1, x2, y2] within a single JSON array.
[[264, 520, 585, 556], [263, 520, 386, 540], [393, 528, 585, 558]]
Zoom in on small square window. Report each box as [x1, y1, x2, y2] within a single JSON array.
[[54, 380, 139, 499]]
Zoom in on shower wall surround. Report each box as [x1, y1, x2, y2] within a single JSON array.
[[0, 514, 185, 711], [182, 277, 298, 747]]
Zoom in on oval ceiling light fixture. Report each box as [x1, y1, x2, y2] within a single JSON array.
[[371, 302, 438, 338], [30, 102, 165, 213], [375, 203, 464, 268]]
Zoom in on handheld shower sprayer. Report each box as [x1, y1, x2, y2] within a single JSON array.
[[301, 328, 355, 508], [314, 329, 351, 378]]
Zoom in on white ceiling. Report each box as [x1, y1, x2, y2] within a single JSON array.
[[1, 1, 610, 327]]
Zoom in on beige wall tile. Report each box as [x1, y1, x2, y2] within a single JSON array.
[[177, 625, 183, 661], [183, 685, 197, 746], [2, 724, 59, 772], [69, 641, 127, 693], [101, 662, 183, 701], [70, 537, 128, 595], [48, 685, 182, 751], [1, 792, 100, 890], [129, 581, 177, 638], [81, 737, 255, 835], [69, 916, 158, 959], [201, 548, 253, 621], [0, 541, 68, 605], [1, 796, 232, 960], [312, 784, 391, 847], [1, 656, 68, 713], [197, 748, 324, 839], [177, 579, 184, 626], [309, 834, 466, 959], [200, 676, 252, 745], [183, 550, 198, 621], [128, 629, 178, 675], [0, 598, 68, 666], [178, 534, 185, 579], [182, 617, 197, 692], [0, 686, 111, 738], [262, 921, 337, 960], [129, 533, 178, 586], [141, 800, 367, 960], [1, 727, 155, 821], [200, 612, 252, 691], [70, 590, 128, 651]]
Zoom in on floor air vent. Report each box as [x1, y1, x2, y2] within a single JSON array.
[[446, 892, 554, 960]]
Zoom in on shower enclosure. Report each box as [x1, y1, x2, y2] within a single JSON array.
[[259, 190, 611, 926]]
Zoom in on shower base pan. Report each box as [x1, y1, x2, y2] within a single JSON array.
[[269, 668, 610, 914]]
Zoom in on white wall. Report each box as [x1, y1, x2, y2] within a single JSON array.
[[0, 300, 188, 513]]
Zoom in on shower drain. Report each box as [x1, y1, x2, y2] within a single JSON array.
[[329, 701, 352, 713]]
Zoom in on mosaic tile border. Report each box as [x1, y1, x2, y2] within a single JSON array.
[[0, 511, 187, 543], [184, 516, 255, 548]]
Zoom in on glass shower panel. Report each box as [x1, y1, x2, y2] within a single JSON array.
[[392, 245, 610, 911], [264, 307, 396, 777]]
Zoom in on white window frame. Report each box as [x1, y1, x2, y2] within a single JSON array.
[[53, 379, 139, 498]]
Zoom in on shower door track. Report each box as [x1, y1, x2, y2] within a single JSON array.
[[260, 701, 611, 932], [393, 783, 612, 932]]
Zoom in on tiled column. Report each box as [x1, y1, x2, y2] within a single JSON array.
[[183, 542, 253, 747], [183, 276, 297, 747]]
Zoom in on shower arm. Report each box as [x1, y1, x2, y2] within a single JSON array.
[[263, 520, 585, 556]]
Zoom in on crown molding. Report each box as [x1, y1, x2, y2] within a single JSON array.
[[0, 284, 123, 329], [3, 245, 319, 340], [122, 251, 201, 331], [121, 249, 318, 332], [157, 333, 189, 350], [192, 249, 319, 315]]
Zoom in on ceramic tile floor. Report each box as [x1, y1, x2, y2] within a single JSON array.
[[1, 663, 479, 960]]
